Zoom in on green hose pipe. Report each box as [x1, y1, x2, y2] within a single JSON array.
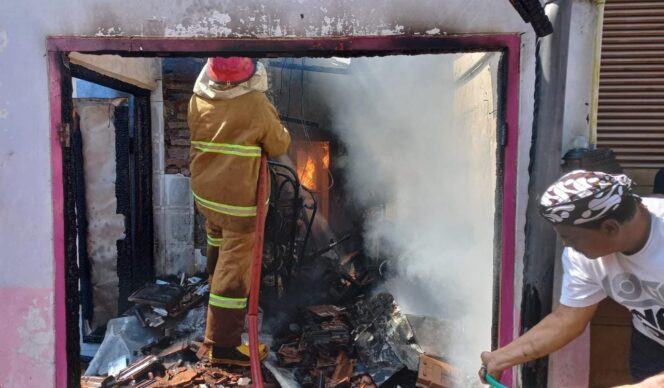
[[481, 365, 509, 388]]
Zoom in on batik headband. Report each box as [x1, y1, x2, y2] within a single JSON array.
[[539, 170, 634, 226]]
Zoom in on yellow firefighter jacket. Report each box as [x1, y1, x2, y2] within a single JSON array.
[[188, 63, 291, 233]]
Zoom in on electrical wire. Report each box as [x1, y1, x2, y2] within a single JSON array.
[[277, 59, 285, 105], [326, 168, 335, 191], [299, 58, 312, 145], [285, 58, 293, 120]]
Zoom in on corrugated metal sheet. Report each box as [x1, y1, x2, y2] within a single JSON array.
[[597, 0, 664, 168]]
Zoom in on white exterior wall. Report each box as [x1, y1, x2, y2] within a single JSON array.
[[0, 0, 597, 386], [547, 2, 599, 387], [561, 0, 597, 154]]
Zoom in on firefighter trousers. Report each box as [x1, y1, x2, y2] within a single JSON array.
[[204, 223, 255, 348]]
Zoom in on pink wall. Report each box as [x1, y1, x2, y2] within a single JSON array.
[[548, 328, 591, 387], [0, 288, 55, 387]]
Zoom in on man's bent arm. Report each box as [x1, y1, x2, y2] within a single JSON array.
[[481, 303, 599, 381]]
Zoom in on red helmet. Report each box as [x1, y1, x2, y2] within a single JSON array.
[[207, 57, 257, 85]]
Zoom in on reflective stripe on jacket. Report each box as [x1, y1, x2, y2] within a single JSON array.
[[188, 66, 290, 233]]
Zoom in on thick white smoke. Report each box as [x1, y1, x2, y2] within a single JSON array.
[[319, 54, 499, 380]]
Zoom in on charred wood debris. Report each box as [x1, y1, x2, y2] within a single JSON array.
[[82, 166, 462, 387], [82, 251, 462, 388]]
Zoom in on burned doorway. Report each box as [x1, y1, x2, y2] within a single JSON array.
[[48, 36, 520, 387], [58, 59, 155, 374]]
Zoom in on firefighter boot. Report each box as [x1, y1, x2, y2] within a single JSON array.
[[209, 343, 269, 366]]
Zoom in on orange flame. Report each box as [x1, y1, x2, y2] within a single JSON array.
[[299, 157, 318, 190], [295, 142, 329, 191]]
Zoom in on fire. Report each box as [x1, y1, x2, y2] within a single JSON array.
[[295, 142, 329, 191], [298, 157, 318, 190]]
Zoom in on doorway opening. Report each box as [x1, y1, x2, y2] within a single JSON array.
[[48, 36, 520, 387]]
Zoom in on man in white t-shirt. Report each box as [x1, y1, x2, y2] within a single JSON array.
[[479, 170, 664, 387]]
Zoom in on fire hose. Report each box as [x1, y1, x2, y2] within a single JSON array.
[[248, 154, 269, 387]]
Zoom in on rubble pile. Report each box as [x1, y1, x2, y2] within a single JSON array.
[[82, 353, 258, 388], [271, 293, 427, 387], [82, 276, 279, 387], [82, 255, 464, 387], [129, 277, 211, 328], [263, 245, 466, 387]]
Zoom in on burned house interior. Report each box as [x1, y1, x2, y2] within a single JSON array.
[[64, 50, 506, 388]]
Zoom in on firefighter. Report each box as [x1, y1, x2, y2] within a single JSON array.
[[188, 57, 291, 366]]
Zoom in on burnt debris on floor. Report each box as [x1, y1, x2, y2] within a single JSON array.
[[262, 246, 463, 388], [82, 275, 280, 387], [82, 256, 463, 387], [270, 292, 459, 387]]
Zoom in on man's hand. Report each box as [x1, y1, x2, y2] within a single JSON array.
[[478, 351, 503, 384], [633, 373, 664, 388], [614, 373, 664, 388]]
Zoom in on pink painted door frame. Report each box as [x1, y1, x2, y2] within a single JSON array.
[[47, 35, 521, 387]]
